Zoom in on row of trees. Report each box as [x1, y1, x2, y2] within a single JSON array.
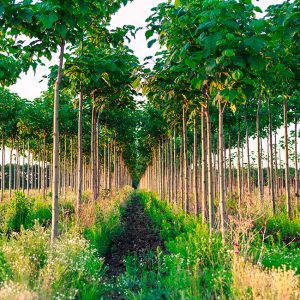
[[138, 0, 299, 239], [0, 0, 139, 241], [0, 88, 132, 200]]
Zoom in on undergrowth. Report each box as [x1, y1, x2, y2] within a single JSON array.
[[116, 191, 300, 300], [0, 187, 132, 299]]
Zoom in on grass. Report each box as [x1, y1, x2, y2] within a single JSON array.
[[0, 186, 133, 299], [114, 191, 300, 300], [0, 188, 299, 299]]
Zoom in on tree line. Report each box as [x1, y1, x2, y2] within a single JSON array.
[[138, 0, 299, 240]]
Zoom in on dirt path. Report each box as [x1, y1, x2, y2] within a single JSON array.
[[105, 195, 164, 277]]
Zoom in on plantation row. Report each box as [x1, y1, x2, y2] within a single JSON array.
[[138, 0, 300, 240]]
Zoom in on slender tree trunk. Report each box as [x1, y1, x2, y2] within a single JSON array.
[[218, 101, 226, 240], [257, 94, 263, 200], [268, 97, 275, 213], [179, 135, 183, 208], [1, 134, 5, 201], [283, 96, 292, 218], [228, 134, 232, 197], [201, 108, 207, 223], [76, 86, 83, 223], [27, 139, 30, 195], [9, 138, 13, 198], [22, 140, 25, 193], [16, 141, 19, 191], [244, 109, 251, 193], [113, 139, 117, 189], [63, 134, 67, 199], [173, 129, 177, 206], [206, 98, 214, 232], [237, 122, 242, 207], [193, 113, 199, 217], [51, 39, 65, 243], [91, 101, 97, 201], [43, 136, 46, 200], [294, 122, 299, 199], [183, 105, 189, 213], [274, 132, 278, 197]]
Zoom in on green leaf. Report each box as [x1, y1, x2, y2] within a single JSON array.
[[205, 58, 217, 73], [232, 56, 245, 68], [244, 36, 266, 52], [145, 29, 154, 40], [147, 39, 156, 48], [226, 33, 234, 41], [174, 0, 181, 8], [223, 49, 235, 57], [132, 78, 140, 89], [180, 42, 190, 55], [40, 12, 58, 29], [248, 56, 265, 72], [232, 70, 243, 81], [56, 24, 68, 39], [191, 77, 202, 90]]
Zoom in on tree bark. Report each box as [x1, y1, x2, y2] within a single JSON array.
[[206, 98, 214, 233], [1, 134, 5, 201], [9, 138, 13, 198], [183, 105, 189, 213], [268, 97, 275, 213], [76, 86, 83, 223], [294, 122, 299, 199], [237, 122, 242, 207], [201, 107, 207, 223], [51, 39, 65, 243], [193, 113, 199, 217], [218, 100, 226, 240], [283, 96, 292, 218], [27, 139, 30, 195], [257, 94, 263, 200], [244, 107, 251, 193]]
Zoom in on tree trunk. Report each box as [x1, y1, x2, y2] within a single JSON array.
[[27, 139, 30, 195], [268, 97, 275, 213], [244, 107, 251, 193], [76, 86, 83, 223], [257, 94, 263, 200], [237, 122, 242, 207], [201, 107, 208, 223], [218, 100, 226, 240], [228, 134, 232, 196], [43, 136, 46, 200], [173, 129, 177, 206], [1, 134, 5, 201], [283, 96, 292, 218], [206, 98, 214, 233], [51, 39, 65, 243], [183, 105, 189, 213], [193, 113, 199, 217], [9, 138, 13, 198], [294, 122, 299, 199], [22, 140, 25, 193], [91, 101, 97, 201]]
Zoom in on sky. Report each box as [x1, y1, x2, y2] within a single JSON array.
[[9, 0, 286, 101]]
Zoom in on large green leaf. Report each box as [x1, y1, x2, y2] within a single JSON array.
[[40, 12, 58, 29], [244, 36, 267, 52]]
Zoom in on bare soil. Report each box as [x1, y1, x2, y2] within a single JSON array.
[[105, 195, 164, 277]]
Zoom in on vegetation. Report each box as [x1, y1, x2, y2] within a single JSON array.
[[0, 0, 299, 299]]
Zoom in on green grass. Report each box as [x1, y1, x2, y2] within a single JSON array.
[[0, 187, 132, 299], [113, 191, 232, 299]]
